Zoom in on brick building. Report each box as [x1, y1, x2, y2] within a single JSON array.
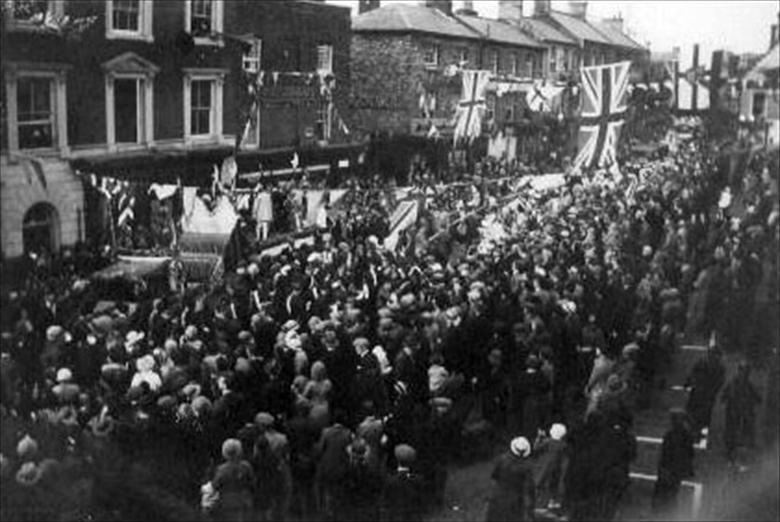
[[351, 0, 647, 142], [350, 1, 484, 137], [1, 0, 356, 260]]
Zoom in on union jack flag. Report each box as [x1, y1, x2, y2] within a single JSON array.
[[453, 70, 491, 144], [573, 61, 631, 171]]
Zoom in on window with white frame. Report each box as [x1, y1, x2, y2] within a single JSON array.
[[317, 100, 332, 141], [549, 46, 558, 73], [16, 76, 54, 149], [190, 80, 213, 135], [185, 0, 223, 43], [243, 38, 262, 74], [459, 47, 469, 65], [513, 53, 524, 77], [491, 50, 499, 74], [106, 0, 153, 41], [102, 52, 158, 149], [5, 0, 64, 29], [557, 47, 566, 72], [423, 43, 440, 66], [486, 94, 496, 121], [5, 68, 68, 154], [106, 75, 153, 145], [183, 71, 224, 141], [317, 44, 333, 74]]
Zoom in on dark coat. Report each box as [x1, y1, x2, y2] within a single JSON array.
[[383, 469, 425, 522], [486, 452, 536, 522], [685, 355, 725, 430]]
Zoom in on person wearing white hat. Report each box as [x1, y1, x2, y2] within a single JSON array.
[[130, 354, 162, 392], [486, 436, 536, 521], [534, 423, 568, 511]]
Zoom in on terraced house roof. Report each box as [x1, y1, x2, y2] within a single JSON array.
[[547, 10, 612, 45], [593, 21, 646, 51], [456, 15, 545, 49], [352, 3, 481, 40], [518, 18, 577, 46]]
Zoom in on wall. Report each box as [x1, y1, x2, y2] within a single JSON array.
[[1, 157, 84, 258], [350, 32, 483, 134], [225, 0, 352, 148], [2, 0, 241, 150]]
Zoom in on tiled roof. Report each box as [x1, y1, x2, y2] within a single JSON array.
[[456, 15, 544, 49], [547, 11, 611, 45], [352, 3, 481, 40], [592, 21, 646, 51], [517, 18, 576, 46]]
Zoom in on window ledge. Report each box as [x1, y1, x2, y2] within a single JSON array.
[[105, 31, 154, 43], [192, 36, 224, 47], [7, 148, 61, 163], [4, 21, 63, 35]]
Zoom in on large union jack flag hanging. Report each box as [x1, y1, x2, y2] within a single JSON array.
[[453, 70, 491, 144], [573, 61, 631, 171]]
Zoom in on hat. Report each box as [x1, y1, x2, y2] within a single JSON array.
[[282, 320, 300, 332], [221, 438, 243, 461], [430, 397, 453, 410], [125, 330, 145, 346], [181, 382, 202, 399], [157, 395, 177, 410], [46, 325, 64, 342], [353, 337, 370, 350], [56, 367, 73, 383], [510, 437, 531, 458], [163, 338, 178, 352], [238, 330, 253, 342], [394, 444, 417, 465], [16, 435, 38, 461], [136, 355, 155, 373], [191, 396, 212, 416], [254, 412, 275, 428], [184, 325, 198, 339], [15, 462, 42, 487], [550, 423, 567, 441]]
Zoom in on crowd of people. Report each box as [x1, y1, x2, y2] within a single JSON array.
[[0, 117, 777, 522]]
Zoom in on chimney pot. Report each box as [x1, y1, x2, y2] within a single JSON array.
[[533, 0, 550, 17], [497, 0, 523, 22], [425, 0, 453, 16], [568, 1, 587, 20]]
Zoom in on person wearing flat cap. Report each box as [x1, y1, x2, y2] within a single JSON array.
[[383, 444, 425, 522], [486, 436, 536, 521]]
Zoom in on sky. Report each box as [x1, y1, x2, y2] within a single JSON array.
[[328, 0, 779, 67]]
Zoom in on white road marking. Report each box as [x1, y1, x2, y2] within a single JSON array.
[[629, 472, 703, 519]]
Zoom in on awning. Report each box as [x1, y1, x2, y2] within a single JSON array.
[[70, 146, 234, 185]]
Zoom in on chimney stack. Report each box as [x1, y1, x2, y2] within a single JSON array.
[[497, 0, 523, 22], [568, 1, 587, 20], [358, 0, 380, 15], [601, 15, 623, 33], [533, 0, 550, 17], [425, 0, 453, 16], [455, 0, 478, 16], [770, 14, 779, 49]]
